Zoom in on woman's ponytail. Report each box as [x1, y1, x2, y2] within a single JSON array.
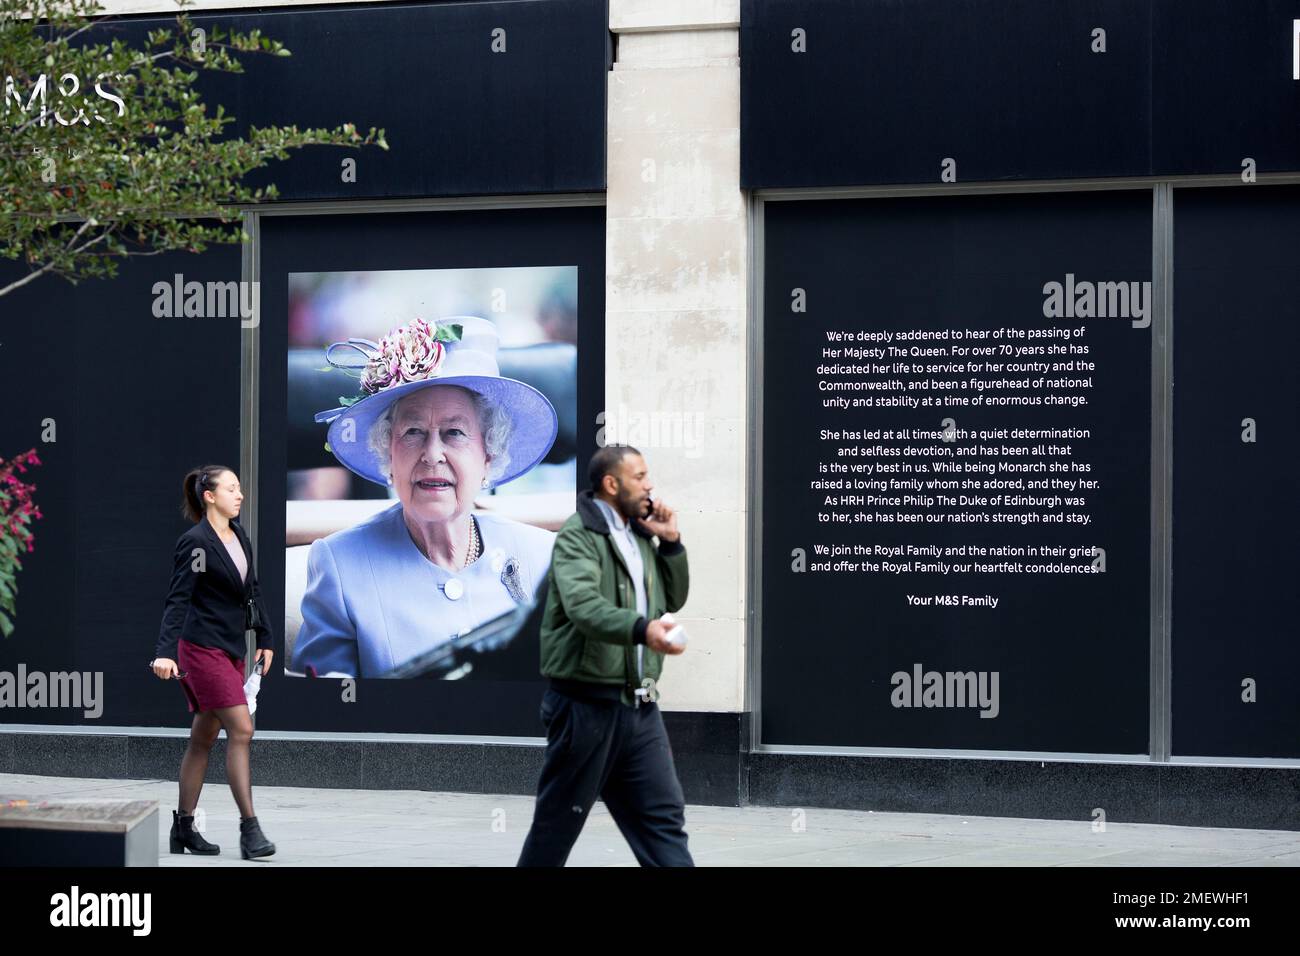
[[181, 464, 234, 522]]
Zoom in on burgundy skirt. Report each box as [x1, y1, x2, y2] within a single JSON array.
[[177, 638, 248, 713]]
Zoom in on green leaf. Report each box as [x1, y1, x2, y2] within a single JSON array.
[[0, 4, 388, 301]]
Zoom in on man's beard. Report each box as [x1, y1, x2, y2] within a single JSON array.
[[613, 481, 644, 522]]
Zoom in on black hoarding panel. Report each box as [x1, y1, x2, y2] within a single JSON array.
[[1171, 185, 1300, 759], [760, 191, 1152, 752], [92, 0, 609, 201], [742, 0, 1300, 188], [0, 245, 244, 727], [1152, 1, 1300, 176], [742, 0, 1153, 188]]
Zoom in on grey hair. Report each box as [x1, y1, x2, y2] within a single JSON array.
[[368, 386, 513, 487]]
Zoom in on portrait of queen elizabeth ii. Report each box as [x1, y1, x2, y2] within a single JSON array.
[[290, 314, 560, 678]]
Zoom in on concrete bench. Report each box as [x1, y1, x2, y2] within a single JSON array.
[[0, 798, 159, 866]]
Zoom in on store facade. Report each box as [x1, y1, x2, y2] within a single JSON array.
[[1, 0, 1296, 829]]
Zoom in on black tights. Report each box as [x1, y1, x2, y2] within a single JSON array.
[[178, 705, 256, 819]]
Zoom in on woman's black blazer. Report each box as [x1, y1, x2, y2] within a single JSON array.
[[155, 516, 273, 663]]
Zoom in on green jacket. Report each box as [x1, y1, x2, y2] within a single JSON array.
[[539, 489, 689, 705]]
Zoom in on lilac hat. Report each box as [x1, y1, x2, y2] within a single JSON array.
[[313, 315, 558, 487]]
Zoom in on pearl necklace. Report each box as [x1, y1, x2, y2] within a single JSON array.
[[463, 516, 481, 568]]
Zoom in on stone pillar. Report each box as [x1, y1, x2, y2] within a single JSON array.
[[606, 1, 747, 712]]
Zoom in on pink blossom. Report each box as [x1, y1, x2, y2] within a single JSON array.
[[360, 318, 447, 394]]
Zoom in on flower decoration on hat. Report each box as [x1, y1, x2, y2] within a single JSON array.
[[322, 318, 463, 408]]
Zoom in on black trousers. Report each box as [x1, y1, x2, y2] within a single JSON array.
[[517, 685, 694, 867]]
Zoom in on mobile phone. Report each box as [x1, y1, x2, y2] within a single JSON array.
[[642, 490, 655, 518]]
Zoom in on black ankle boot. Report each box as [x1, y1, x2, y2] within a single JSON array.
[[239, 815, 276, 860], [170, 810, 220, 855]]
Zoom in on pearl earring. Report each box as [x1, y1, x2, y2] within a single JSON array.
[[481, 477, 489, 489], [387, 473, 394, 486]]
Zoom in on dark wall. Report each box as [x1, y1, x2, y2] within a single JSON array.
[[1171, 185, 1300, 759], [92, 0, 609, 200], [742, 0, 1300, 188], [0, 245, 244, 726]]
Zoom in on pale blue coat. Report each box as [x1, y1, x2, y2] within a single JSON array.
[[292, 503, 556, 677]]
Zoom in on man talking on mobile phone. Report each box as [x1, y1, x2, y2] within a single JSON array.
[[517, 445, 692, 866]]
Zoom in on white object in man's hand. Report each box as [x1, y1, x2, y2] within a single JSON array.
[[645, 617, 686, 655], [660, 612, 688, 648]]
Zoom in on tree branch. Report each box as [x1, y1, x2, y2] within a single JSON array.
[[0, 215, 99, 297]]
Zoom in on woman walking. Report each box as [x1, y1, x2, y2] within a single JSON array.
[[151, 464, 276, 860]]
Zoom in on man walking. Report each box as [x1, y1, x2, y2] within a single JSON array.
[[518, 445, 692, 866]]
